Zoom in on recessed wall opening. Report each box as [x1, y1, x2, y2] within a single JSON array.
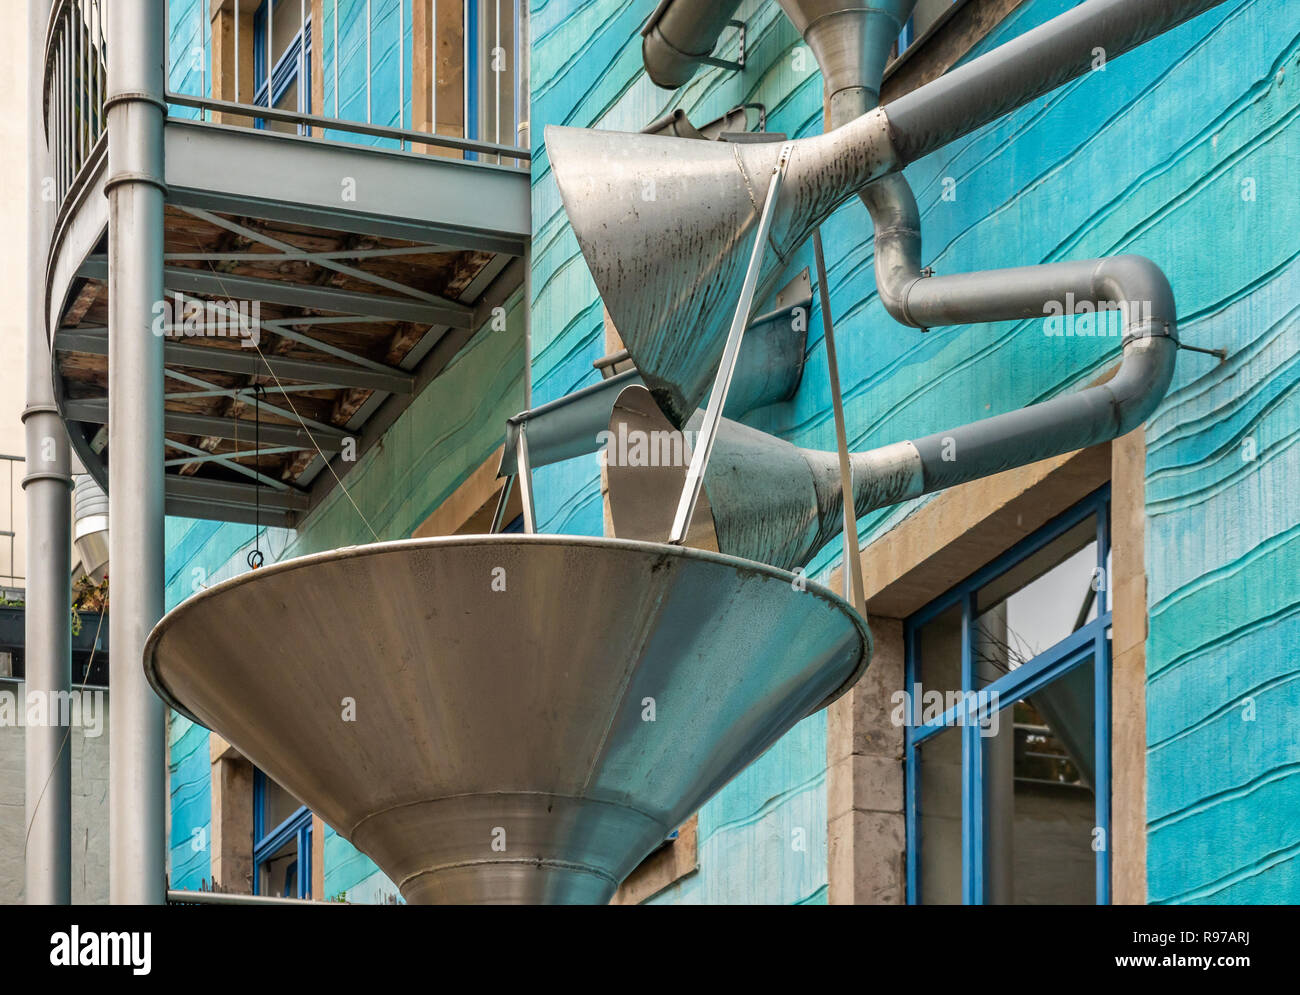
[[906, 486, 1113, 905]]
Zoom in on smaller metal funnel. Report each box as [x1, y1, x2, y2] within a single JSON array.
[[777, 0, 917, 117], [606, 385, 920, 572], [144, 535, 869, 904]]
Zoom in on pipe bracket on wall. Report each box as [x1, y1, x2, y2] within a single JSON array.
[[697, 20, 747, 74]]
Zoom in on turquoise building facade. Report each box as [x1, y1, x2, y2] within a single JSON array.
[[163, 0, 1300, 903]]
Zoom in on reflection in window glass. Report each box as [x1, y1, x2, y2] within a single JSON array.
[[259, 836, 300, 898], [975, 515, 1098, 668], [919, 724, 963, 905], [983, 661, 1098, 904]]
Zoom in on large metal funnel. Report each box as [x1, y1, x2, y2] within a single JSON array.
[[144, 535, 869, 904], [545, 110, 895, 427]]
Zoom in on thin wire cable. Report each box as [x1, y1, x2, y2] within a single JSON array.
[[24, 604, 107, 858], [193, 256, 381, 543], [247, 384, 264, 568], [249, 337, 380, 542]]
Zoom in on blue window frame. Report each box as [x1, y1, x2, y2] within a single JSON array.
[[253, 768, 313, 899], [904, 485, 1112, 904], [253, 0, 311, 132]]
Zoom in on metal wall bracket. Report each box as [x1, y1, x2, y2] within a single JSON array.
[[699, 19, 747, 73]]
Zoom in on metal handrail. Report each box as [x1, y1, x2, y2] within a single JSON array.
[[167, 0, 529, 164], [41, 0, 107, 213], [166, 889, 349, 906], [0, 455, 23, 590], [164, 91, 530, 164]]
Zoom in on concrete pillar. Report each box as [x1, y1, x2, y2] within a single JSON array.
[[827, 618, 906, 904]]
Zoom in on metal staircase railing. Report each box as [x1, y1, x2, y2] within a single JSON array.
[[42, 0, 107, 213]]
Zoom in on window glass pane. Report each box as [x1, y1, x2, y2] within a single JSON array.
[[259, 836, 300, 897], [918, 724, 962, 905], [983, 659, 1097, 904], [261, 775, 304, 833], [974, 514, 1098, 667], [267, 76, 301, 132], [270, 0, 305, 65]]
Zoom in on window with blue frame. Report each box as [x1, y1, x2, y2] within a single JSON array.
[[253, 0, 311, 133], [904, 486, 1113, 905], [253, 768, 313, 899]]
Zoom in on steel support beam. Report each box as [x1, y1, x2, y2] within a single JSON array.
[[56, 329, 414, 394], [163, 475, 309, 528], [78, 256, 474, 328], [105, 0, 167, 905], [63, 399, 345, 451], [164, 119, 531, 256], [24, 0, 72, 906]]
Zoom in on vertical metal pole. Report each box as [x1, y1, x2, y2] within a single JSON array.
[[60, 28, 69, 200], [515, 428, 537, 533], [493, 0, 499, 160], [430, 0, 436, 134], [235, 0, 241, 103], [518, 0, 530, 417], [669, 144, 793, 544], [333, 0, 338, 117], [959, 590, 983, 905], [300, 0, 307, 134], [202, 0, 209, 99], [398, 0, 404, 140], [266, 0, 273, 107], [365, 0, 372, 122], [812, 229, 864, 615], [105, 0, 167, 905], [75, 4, 83, 169], [24, 0, 72, 906]]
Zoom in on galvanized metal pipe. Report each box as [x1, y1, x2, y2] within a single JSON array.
[[886, 0, 1227, 166], [640, 0, 744, 90], [24, 0, 72, 906], [846, 255, 1178, 504], [105, 0, 168, 905]]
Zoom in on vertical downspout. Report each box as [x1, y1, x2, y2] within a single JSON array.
[[105, 0, 167, 904], [24, 0, 72, 906]]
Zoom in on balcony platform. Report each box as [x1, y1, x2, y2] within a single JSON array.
[[47, 115, 530, 528]]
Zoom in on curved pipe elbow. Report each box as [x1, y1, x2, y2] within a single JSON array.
[[1089, 254, 1178, 435], [859, 173, 923, 325], [1106, 331, 1177, 437]]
